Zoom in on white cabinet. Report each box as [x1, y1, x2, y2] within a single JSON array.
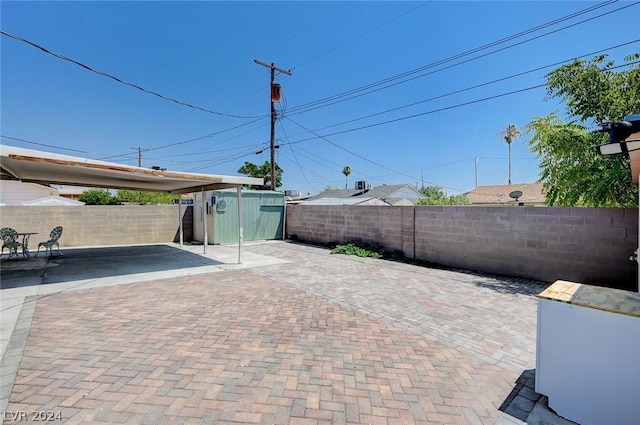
[[535, 281, 640, 425]]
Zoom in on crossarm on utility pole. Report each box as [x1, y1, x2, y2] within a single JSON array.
[[253, 59, 292, 76]]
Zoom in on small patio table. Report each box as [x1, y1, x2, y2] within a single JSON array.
[[16, 232, 38, 257]]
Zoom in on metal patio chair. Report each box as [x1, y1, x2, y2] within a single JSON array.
[[36, 226, 63, 257], [1, 227, 25, 258]]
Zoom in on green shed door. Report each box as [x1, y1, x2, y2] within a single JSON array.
[[213, 192, 284, 244]]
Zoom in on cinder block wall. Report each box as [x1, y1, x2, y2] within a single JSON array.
[[0, 205, 193, 247], [285, 205, 407, 252], [286, 205, 638, 290]]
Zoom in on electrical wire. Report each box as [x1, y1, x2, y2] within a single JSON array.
[[283, 116, 465, 193], [284, 84, 544, 146], [145, 141, 270, 160], [257, 1, 354, 61], [135, 143, 271, 165], [0, 135, 97, 155], [291, 1, 431, 70], [287, 0, 622, 113], [285, 1, 629, 115], [278, 150, 332, 188], [207, 3, 353, 112], [286, 143, 382, 182], [0, 30, 268, 120], [283, 147, 390, 188], [289, 14, 640, 118], [278, 121, 318, 193], [281, 60, 639, 147], [97, 116, 269, 162], [297, 39, 640, 134], [148, 117, 269, 152], [186, 144, 266, 172], [221, 0, 401, 114]]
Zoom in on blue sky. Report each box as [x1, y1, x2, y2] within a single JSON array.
[[2, 1, 639, 195]]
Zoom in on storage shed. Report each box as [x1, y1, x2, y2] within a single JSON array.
[[193, 189, 284, 244]]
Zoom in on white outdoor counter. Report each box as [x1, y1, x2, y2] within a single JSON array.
[[535, 280, 640, 425]]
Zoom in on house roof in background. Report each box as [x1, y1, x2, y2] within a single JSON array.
[[22, 195, 85, 206], [465, 183, 545, 205], [309, 184, 422, 201], [302, 197, 390, 206], [0, 146, 263, 194], [0, 180, 58, 205], [55, 185, 87, 196]]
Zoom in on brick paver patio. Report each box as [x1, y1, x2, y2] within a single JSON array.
[[2, 241, 548, 424]]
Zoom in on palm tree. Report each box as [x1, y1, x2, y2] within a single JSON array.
[[499, 124, 521, 185], [342, 166, 352, 189]]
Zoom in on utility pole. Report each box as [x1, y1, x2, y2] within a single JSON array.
[[254, 59, 291, 191], [130, 146, 148, 167]]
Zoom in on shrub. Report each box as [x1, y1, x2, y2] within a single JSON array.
[[330, 241, 385, 259], [79, 189, 119, 205]]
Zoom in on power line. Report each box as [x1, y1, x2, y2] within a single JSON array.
[[0, 30, 267, 120], [97, 116, 268, 162], [284, 85, 543, 146], [147, 117, 268, 152], [278, 121, 318, 193], [286, 143, 383, 182], [286, 0, 621, 113], [283, 148, 390, 188], [208, 2, 353, 113], [285, 1, 629, 115], [258, 1, 354, 62], [186, 144, 265, 172], [279, 73, 580, 193], [299, 39, 640, 134], [281, 60, 639, 147], [145, 142, 270, 160], [283, 116, 465, 193], [277, 137, 396, 187], [278, 150, 327, 190], [292, 1, 431, 70], [0, 135, 96, 154]]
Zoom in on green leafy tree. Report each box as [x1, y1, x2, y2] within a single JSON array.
[[418, 185, 470, 205], [545, 54, 639, 125], [527, 114, 636, 207], [79, 189, 119, 205], [116, 190, 178, 204], [237, 161, 283, 190], [342, 166, 352, 189], [526, 54, 640, 207], [323, 185, 341, 192]]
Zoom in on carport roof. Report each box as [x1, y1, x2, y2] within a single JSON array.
[[0, 145, 263, 194]]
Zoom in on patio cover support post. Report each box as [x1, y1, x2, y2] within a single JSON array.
[[237, 186, 243, 264], [202, 187, 208, 254], [178, 197, 183, 247]]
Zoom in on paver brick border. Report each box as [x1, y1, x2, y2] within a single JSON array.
[[1, 295, 37, 422]]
